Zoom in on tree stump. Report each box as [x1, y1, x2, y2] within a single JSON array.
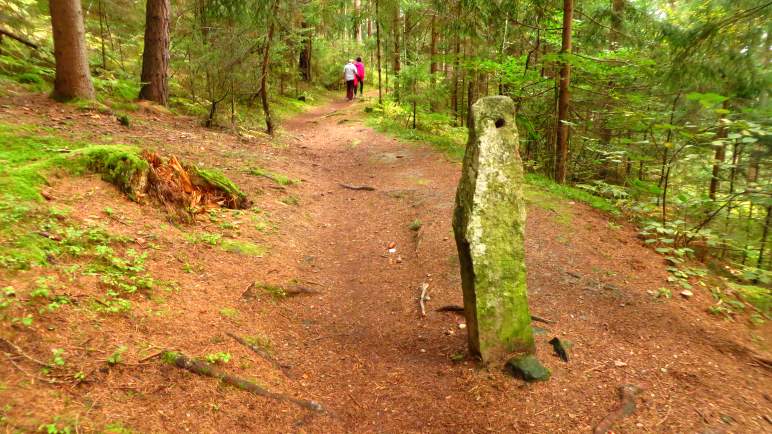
[[453, 96, 535, 366]]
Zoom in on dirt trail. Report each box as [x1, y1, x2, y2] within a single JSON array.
[[271, 97, 771, 432], [0, 94, 770, 433]]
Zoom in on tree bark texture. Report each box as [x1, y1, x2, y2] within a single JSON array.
[[50, 0, 95, 101], [139, 0, 170, 105], [554, 0, 573, 183]]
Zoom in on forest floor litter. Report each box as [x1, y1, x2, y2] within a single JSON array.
[[0, 92, 770, 433]]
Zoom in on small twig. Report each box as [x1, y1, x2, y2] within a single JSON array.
[[0, 338, 48, 366], [419, 283, 430, 317], [138, 349, 166, 363], [583, 362, 608, 375], [657, 404, 672, 426], [436, 304, 465, 313], [320, 110, 342, 118], [530, 314, 554, 324], [3, 353, 64, 384], [340, 183, 375, 191]]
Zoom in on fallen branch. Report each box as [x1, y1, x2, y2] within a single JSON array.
[[162, 351, 322, 412], [593, 384, 643, 434], [320, 110, 342, 118], [138, 349, 166, 363], [418, 283, 430, 317], [340, 183, 375, 191], [0, 28, 39, 49], [3, 353, 64, 384], [436, 304, 464, 313], [226, 332, 291, 376], [531, 314, 554, 324], [0, 338, 48, 366]]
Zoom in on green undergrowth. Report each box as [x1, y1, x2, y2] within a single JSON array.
[[192, 167, 247, 202], [365, 101, 466, 161], [364, 103, 618, 216], [248, 167, 299, 186], [0, 123, 147, 201], [525, 173, 619, 215], [0, 123, 153, 271], [730, 283, 771, 321], [185, 232, 267, 257]]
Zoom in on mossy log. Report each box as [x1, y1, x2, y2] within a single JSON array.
[[163, 351, 323, 412]]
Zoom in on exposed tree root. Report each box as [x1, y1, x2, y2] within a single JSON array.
[[593, 384, 642, 434], [162, 351, 322, 412], [340, 183, 375, 191], [226, 332, 291, 376]]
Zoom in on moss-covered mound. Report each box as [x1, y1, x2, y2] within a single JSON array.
[[143, 151, 250, 219]]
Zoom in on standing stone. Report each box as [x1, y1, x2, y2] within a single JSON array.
[[453, 96, 535, 366]]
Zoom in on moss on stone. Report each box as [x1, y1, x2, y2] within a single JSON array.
[[72, 146, 149, 199], [506, 354, 551, 382], [452, 96, 535, 366]]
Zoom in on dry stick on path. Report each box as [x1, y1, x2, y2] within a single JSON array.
[[0, 338, 48, 366], [418, 283, 430, 317], [593, 384, 643, 434], [162, 351, 322, 412], [226, 332, 291, 376], [320, 109, 345, 119], [340, 183, 375, 191]]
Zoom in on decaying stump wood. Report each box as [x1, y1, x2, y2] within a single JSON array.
[[593, 384, 642, 434], [163, 351, 322, 412]]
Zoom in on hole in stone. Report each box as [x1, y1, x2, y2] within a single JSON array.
[[495, 118, 506, 128]]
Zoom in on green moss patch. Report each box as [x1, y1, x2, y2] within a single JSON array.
[[220, 239, 267, 257], [248, 167, 299, 186]]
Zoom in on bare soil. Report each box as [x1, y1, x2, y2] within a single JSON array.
[[0, 93, 770, 433]]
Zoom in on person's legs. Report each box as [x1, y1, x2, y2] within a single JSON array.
[[353, 80, 358, 97], [359, 80, 364, 96], [346, 80, 354, 100]]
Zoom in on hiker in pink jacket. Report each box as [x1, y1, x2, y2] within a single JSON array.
[[353, 57, 365, 98]]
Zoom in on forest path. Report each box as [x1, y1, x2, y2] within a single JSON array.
[[0, 92, 768, 433], [271, 95, 771, 432]]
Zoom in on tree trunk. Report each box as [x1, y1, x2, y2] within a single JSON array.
[[554, 0, 573, 183], [354, 0, 362, 44], [429, 12, 439, 111], [98, 0, 107, 70], [261, 1, 278, 135], [610, 0, 625, 48], [49, 0, 95, 101], [759, 206, 772, 270], [298, 22, 312, 82], [139, 0, 170, 105], [375, 0, 383, 104], [708, 101, 729, 200], [450, 0, 462, 119], [392, 5, 401, 100]]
